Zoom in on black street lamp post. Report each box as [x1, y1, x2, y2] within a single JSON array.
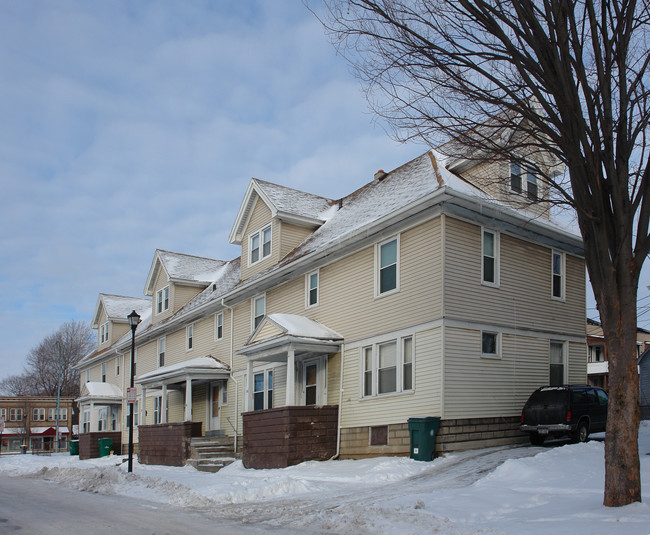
[[127, 310, 141, 473]]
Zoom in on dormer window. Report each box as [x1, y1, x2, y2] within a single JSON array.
[[100, 322, 109, 344], [510, 161, 538, 201], [156, 286, 169, 314], [249, 225, 272, 265]]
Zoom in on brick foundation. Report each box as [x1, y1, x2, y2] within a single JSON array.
[[79, 432, 123, 460], [138, 421, 202, 466], [243, 405, 338, 469]]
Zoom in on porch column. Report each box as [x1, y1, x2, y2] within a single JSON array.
[[184, 377, 192, 422], [141, 386, 147, 425], [286, 349, 295, 406], [161, 385, 168, 423], [246, 359, 254, 412]]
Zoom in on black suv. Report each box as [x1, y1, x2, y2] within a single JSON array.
[[520, 385, 608, 445]]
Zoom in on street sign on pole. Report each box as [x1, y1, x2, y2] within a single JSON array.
[[127, 387, 137, 404]]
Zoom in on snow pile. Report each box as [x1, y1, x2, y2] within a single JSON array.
[[2, 426, 650, 534]]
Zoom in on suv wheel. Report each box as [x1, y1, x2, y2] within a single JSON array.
[[573, 421, 589, 443], [529, 433, 545, 446]]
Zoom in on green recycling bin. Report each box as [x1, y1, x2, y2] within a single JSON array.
[[408, 416, 441, 461], [69, 440, 79, 455], [98, 437, 113, 457]]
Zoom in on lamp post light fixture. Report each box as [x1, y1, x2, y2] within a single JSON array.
[[127, 309, 141, 473]]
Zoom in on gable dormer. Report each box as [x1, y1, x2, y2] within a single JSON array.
[[144, 249, 227, 324], [91, 294, 151, 348], [229, 179, 334, 281]]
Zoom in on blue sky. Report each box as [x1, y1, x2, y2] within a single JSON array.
[[0, 2, 645, 381]]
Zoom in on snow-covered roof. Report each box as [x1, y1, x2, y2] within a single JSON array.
[[144, 249, 229, 296], [264, 313, 343, 341], [78, 382, 123, 401], [92, 294, 151, 328], [229, 178, 334, 245], [136, 355, 230, 385]]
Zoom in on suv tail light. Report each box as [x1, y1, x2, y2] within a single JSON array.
[[521, 411, 525, 423], [566, 410, 572, 423]]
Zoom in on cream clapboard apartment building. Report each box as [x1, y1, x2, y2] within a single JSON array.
[[75, 147, 586, 466]]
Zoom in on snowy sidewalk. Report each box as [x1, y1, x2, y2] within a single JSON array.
[[2, 425, 650, 534]]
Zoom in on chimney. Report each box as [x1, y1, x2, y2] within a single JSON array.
[[374, 169, 387, 181]]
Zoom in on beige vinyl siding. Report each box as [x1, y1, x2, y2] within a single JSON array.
[[443, 326, 551, 419], [279, 221, 313, 259], [253, 321, 282, 343], [327, 353, 341, 405], [240, 198, 278, 280], [568, 341, 588, 383], [259, 217, 444, 344], [443, 217, 585, 336], [192, 384, 208, 432], [340, 326, 443, 429], [167, 390, 184, 422], [152, 268, 173, 324], [173, 285, 203, 314], [112, 323, 129, 343]]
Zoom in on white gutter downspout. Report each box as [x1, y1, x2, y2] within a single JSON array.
[[330, 342, 345, 460], [221, 299, 238, 455]]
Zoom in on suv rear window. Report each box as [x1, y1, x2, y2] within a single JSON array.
[[571, 389, 598, 404], [527, 388, 569, 407]]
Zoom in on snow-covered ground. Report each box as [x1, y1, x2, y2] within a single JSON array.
[[2, 425, 650, 534]]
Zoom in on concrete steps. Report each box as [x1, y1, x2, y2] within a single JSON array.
[[186, 435, 236, 473]]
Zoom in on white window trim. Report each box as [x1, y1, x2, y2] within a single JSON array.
[[481, 330, 501, 359], [360, 334, 414, 399], [305, 270, 320, 309], [115, 356, 120, 376], [156, 285, 170, 315], [252, 368, 274, 411], [0, 408, 6, 420], [100, 322, 109, 344], [251, 294, 266, 333], [186, 324, 194, 352], [481, 228, 500, 288], [374, 235, 401, 298], [551, 250, 566, 301], [158, 336, 166, 368], [510, 160, 539, 200], [550, 340, 568, 384], [248, 224, 272, 267], [101, 362, 107, 382], [215, 312, 224, 341]]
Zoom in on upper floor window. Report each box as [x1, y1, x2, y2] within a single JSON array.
[[215, 312, 224, 340], [101, 362, 106, 382], [362, 336, 414, 398], [306, 271, 319, 308], [552, 250, 565, 300], [482, 229, 500, 287], [9, 408, 23, 421], [249, 225, 272, 265], [156, 286, 170, 314], [158, 337, 166, 367], [187, 324, 194, 351], [0, 408, 6, 420], [510, 161, 539, 201], [115, 356, 120, 376], [32, 408, 46, 421], [48, 408, 68, 421], [376, 236, 400, 297], [100, 322, 109, 344], [252, 294, 265, 331], [86, 369, 90, 383]]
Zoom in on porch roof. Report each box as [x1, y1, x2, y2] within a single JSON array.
[[76, 382, 123, 404], [237, 314, 343, 362], [135, 355, 230, 387]]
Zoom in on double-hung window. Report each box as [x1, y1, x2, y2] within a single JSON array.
[[510, 161, 538, 200], [306, 271, 319, 307], [482, 229, 499, 286], [215, 312, 223, 340], [253, 370, 273, 411], [158, 337, 166, 367], [49, 408, 67, 421], [550, 341, 566, 386], [115, 356, 120, 376], [33, 408, 45, 421], [362, 336, 414, 397], [98, 407, 108, 431], [82, 410, 90, 433], [249, 225, 272, 265], [186, 324, 194, 351], [9, 408, 22, 421], [156, 286, 169, 314], [100, 322, 109, 344], [0, 408, 5, 420], [552, 250, 565, 300], [252, 294, 265, 331], [153, 395, 164, 424], [101, 362, 106, 382], [376, 236, 400, 296]]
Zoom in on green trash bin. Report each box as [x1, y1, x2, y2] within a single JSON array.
[[408, 416, 441, 461], [69, 440, 79, 455], [98, 438, 113, 457]]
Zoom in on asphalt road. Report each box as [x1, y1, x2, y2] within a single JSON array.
[[0, 475, 279, 535]]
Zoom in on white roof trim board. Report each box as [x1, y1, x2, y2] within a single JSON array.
[[92, 294, 151, 328], [136, 355, 230, 386], [76, 382, 123, 403]]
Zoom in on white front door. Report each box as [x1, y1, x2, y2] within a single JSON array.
[[210, 383, 221, 430], [302, 357, 325, 406]]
